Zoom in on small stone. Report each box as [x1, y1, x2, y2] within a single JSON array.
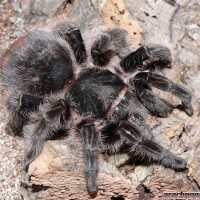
[[30, 0, 66, 16], [11, 1, 22, 13]]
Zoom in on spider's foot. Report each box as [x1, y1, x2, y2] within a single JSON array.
[[86, 175, 98, 198], [162, 151, 187, 170], [181, 103, 194, 117]]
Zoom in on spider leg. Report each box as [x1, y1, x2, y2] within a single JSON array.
[[23, 96, 70, 172], [133, 82, 172, 117], [118, 121, 187, 170], [133, 72, 193, 116], [19, 94, 43, 112], [3, 92, 43, 135], [56, 22, 87, 64], [101, 121, 121, 153], [120, 44, 172, 72], [91, 29, 129, 66], [5, 93, 26, 135], [102, 111, 153, 153], [102, 119, 186, 169], [80, 121, 99, 197], [112, 91, 153, 138], [23, 122, 46, 172]]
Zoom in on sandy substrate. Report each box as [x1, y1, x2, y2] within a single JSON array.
[[0, 1, 25, 199]]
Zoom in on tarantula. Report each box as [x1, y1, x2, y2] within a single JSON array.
[[1, 22, 193, 197]]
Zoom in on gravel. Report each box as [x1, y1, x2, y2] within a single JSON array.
[[0, 111, 23, 200], [0, 1, 28, 200]]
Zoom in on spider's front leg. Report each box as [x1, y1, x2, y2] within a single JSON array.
[[79, 120, 99, 197], [120, 44, 172, 71], [23, 95, 70, 172], [56, 22, 87, 64], [133, 72, 193, 116], [91, 29, 129, 66]]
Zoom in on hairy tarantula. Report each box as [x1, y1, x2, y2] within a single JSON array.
[[1, 22, 193, 197]]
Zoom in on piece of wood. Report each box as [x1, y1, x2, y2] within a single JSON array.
[[22, 136, 139, 200], [12, 0, 200, 199]]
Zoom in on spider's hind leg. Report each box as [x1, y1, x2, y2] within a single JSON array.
[[120, 44, 172, 72], [133, 72, 193, 116], [118, 121, 187, 170], [19, 94, 43, 112], [102, 99, 153, 153], [80, 120, 99, 197], [3, 91, 43, 135], [23, 95, 70, 172], [102, 118, 186, 170], [56, 22, 87, 64]]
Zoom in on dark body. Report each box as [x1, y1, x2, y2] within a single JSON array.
[[69, 68, 125, 118]]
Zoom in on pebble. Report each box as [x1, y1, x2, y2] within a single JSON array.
[[31, 0, 65, 16]]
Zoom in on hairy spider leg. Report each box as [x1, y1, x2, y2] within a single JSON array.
[[112, 91, 154, 139], [91, 29, 129, 66], [23, 123, 46, 172], [102, 108, 154, 153], [133, 72, 193, 116], [81, 121, 99, 197], [23, 97, 70, 171], [120, 44, 172, 71], [3, 92, 43, 135], [102, 119, 186, 169], [56, 22, 87, 64], [133, 81, 172, 117], [4, 92, 27, 135], [19, 94, 43, 111], [118, 121, 187, 169]]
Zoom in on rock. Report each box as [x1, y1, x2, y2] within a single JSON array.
[[30, 0, 65, 16]]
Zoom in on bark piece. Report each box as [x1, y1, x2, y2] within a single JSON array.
[[22, 137, 139, 200]]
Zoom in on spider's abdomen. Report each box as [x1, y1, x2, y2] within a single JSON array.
[[69, 68, 126, 118], [2, 31, 75, 96]]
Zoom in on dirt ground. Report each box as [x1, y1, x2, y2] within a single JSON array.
[[0, 1, 25, 199]]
